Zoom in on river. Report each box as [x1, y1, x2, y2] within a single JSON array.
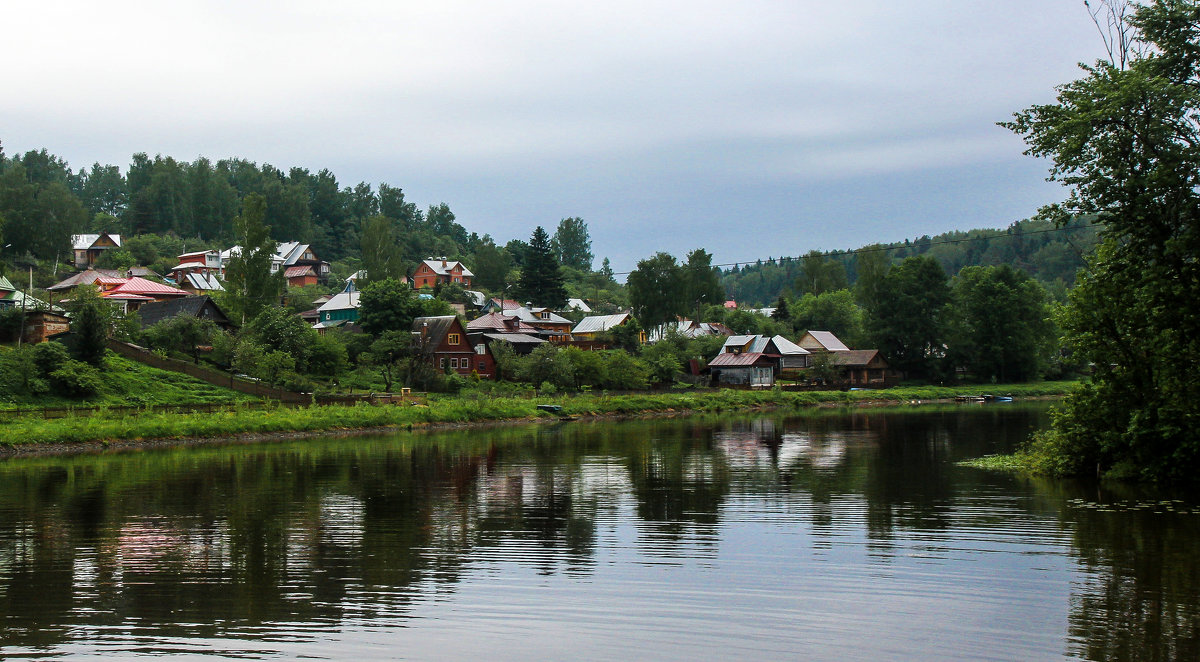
[[0, 402, 1197, 660]]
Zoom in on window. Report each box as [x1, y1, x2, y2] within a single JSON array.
[[450, 358, 459, 369], [478, 361, 486, 371], [448, 333, 461, 345], [440, 358, 447, 369], [475, 343, 486, 355]]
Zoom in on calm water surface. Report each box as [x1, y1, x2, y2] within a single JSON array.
[[1, 403, 1197, 660]]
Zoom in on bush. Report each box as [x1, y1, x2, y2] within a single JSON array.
[[49, 359, 104, 397]]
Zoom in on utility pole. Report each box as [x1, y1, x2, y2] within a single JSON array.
[[17, 265, 31, 348]]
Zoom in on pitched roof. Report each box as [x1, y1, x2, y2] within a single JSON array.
[[317, 290, 360, 312], [137, 295, 231, 329], [767, 335, 810, 356], [804, 330, 850, 352], [572, 312, 631, 335], [466, 312, 539, 333], [181, 272, 224, 291], [0, 275, 14, 292], [71, 233, 122, 250], [827, 349, 883, 367], [566, 298, 592, 312], [284, 265, 316, 278], [420, 258, 475, 278], [708, 352, 774, 367], [101, 277, 189, 298], [48, 269, 113, 291], [478, 332, 546, 345], [412, 315, 463, 347]]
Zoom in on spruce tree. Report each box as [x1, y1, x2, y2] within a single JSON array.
[[514, 226, 567, 308]]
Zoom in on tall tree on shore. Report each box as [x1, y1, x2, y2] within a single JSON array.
[[360, 215, 406, 283], [865, 256, 952, 381], [224, 193, 285, 324], [514, 226, 567, 307], [1003, 0, 1200, 479], [627, 251, 684, 329], [551, 216, 593, 271], [682, 248, 724, 319], [951, 265, 1054, 383]]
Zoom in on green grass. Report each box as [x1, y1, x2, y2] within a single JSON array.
[[0, 381, 1079, 448], [957, 454, 1033, 472], [0, 347, 257, 411]]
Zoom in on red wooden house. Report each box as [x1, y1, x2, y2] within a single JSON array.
[[412, 315, 487, 377]]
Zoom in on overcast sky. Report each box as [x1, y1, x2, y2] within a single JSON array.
[[2, 1, 1103, 271]]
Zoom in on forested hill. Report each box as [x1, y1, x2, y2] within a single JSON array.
[[0, 145, 475, 265], [719, 215, 1100, 307]]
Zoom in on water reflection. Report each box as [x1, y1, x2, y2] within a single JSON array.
[[0, 404, 1196, 659]]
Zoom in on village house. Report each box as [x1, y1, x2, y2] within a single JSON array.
[[220, 241, 330, 283], [414, 258, 473, 289], [797, 330, 851, 353], [137, 295, 234, 331], [70, 233, 121, 268], [825, 349, 897, 387], [412, 315, 478, 376], [722, 334, 811, 372], [648, 319, 734, 343], [708, 352, 776, 388], [571, 312, 646, 344], [313, 282, 360, 331], [85, 277, 190, 314], [481, 298, 521, 314], [167, 250, 225, 294]]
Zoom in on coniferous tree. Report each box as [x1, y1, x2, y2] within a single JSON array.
[[514, 226, 567, 307]]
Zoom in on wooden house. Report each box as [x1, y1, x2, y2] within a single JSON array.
[[414, 258, 473, 289], [413, 315, 478, 376], [313, 285, 360, 331], [827, 350, 898, 387], [137, 295, 234, 331], [571, 312, 645, 343], [797, 330, 851, 353], [70, 233, 122, 268], [722, 334, 811, 371], [284, 265, 319, 288], [708, 352, 776, 388]]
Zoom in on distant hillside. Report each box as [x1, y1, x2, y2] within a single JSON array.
[[720, 215, 1100, 307]]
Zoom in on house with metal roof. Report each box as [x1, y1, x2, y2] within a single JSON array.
[[221, 241, 330, 282], [70, 233, 122, 268], [0, 275, 54, 311], [721, 334, 811, 371], [708, 352, 776, 388], [797, 330, 850, 353], [648, 319, 734, 343], [467, 312, 540, 334], [313, 284, 361, 330], [565, 298, 592, 313], [177, 272, 225, 294], [414, 258, 473, 289], [571, 312, 644, 342]]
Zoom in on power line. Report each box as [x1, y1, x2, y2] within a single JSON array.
[[609, 222, 1097, 276]]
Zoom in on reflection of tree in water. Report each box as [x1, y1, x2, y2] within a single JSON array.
[[624, 423, 730, 553], [1039, 480, 1200, 661]]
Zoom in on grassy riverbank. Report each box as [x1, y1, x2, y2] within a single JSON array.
[[0, 381, 1076, 450]]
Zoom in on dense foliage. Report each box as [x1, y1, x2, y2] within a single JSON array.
[[1006, 0, 1200, 481]]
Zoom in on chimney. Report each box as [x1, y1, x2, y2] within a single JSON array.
[[441, 258, 447, 268], [421, 322, 428, 340]]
